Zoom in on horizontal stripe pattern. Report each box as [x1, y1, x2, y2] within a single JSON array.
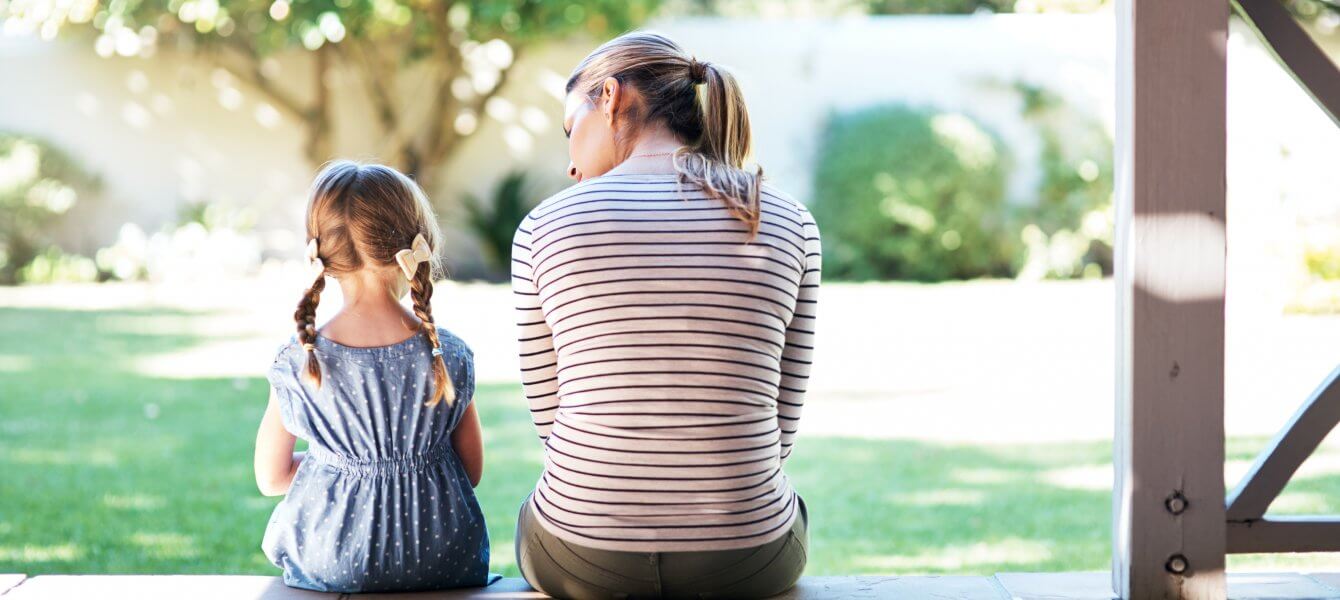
[[511, 173, 821, 552]]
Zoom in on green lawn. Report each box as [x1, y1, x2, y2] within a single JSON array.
[[1, 305, 1337, 577]]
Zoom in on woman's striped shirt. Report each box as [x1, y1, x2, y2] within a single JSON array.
[[511, 172, 822, 552]]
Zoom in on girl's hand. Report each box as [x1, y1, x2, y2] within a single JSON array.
[[255, 388, 303, 496]]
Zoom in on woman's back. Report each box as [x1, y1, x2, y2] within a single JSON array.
[[511, 173, 821, 552], [261, 328, 492, 591]]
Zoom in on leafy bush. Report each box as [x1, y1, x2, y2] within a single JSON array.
[[1306, 240, 1340, 281], [17, 248, 99, 284], [810, 105, 1021, 281], [0, 133, 99, 284], [810, 89, 1114, 283], [1013, 83, 1114, 280], [94, 204, 264, 283], [461, 170, 542, 280]]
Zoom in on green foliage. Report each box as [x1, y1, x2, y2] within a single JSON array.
[[17, 248, 100, 284], [461, 170, 542, 280], [3, 0, 660, 58], [811, 105, 1021, 281], [0, 133, 100, 285], [811, 85, 1114, 283], [2, 0, 659, 188], [1306, 243, 1340, 280], [1284, 0, 1340, 21], [1013, 83, 1114, 280]]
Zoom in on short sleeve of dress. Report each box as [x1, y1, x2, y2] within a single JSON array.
[[266, 337, 308, 438]]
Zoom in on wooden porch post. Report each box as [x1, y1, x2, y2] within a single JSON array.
[[1113, 0, 1228, 598]]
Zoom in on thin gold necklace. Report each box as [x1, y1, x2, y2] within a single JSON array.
[[627, 151, 674, 160]]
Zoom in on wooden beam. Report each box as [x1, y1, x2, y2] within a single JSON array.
[[1227, 367, 1340, 521], [1113, 0, 1228, 597], [1233, 0, 1340, 127], [1228, 516, 1340, 553], [0, 574, 25, 595]]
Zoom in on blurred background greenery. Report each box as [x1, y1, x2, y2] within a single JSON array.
[[5, 0, 1340, 583]]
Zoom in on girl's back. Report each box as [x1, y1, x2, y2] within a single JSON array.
[[262, 323, 490, 592], [253, 160, 494, 593]]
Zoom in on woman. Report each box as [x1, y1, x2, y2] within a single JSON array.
[[510, 31, 821, 599]]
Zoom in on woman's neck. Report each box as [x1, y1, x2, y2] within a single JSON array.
[[602, 127, 685, 176]]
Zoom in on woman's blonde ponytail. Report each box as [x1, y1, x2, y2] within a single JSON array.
[[567, 32, 765, 240], [679, 58, 762, 240]]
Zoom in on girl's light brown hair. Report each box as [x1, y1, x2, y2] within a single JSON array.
[[295, 160, 455, 406], [566, 31, 763, 238]]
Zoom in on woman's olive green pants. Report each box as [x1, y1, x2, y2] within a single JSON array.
[[514, 494, 808, 600]]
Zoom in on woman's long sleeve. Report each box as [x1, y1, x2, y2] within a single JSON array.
[[512, 221, 559, 443], [777, 207, 821, 463]]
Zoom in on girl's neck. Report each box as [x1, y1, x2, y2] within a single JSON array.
[[322, 269, 421, 347]]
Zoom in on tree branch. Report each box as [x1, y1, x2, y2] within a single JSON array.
[[341, 38, 412, 166], [308, 44, 333, 162], [217, 37, 310, 124], [422, 46, 521, 176], [411, 0, 465, 180]]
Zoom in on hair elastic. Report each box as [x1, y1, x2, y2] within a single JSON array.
[[431, 347, 443, 358], [302, 343, 316, 352], [688, 57, 708, 84]]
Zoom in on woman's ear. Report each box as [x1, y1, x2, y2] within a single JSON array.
[[601, 77, 621, 127]]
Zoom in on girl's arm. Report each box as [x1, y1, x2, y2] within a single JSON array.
[[452, 403, 484, 487], [255, 388, 304, 496]]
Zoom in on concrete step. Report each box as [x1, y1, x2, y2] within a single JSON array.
[[5, 572, 1340, 599]]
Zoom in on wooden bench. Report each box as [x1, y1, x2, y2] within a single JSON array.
[[4, 572, 1340, 599]]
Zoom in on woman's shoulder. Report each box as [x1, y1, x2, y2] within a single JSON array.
[[759, 181, 808, 213], [525, 175, 674, 222], [759, 182, 817, 232], [525, 179, 601, 222]]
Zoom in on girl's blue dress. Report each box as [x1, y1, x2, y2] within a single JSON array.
[[261, 326, 498, 593]]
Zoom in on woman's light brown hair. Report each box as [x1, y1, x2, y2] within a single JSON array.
[[296, 160, 455, 406], [566, 31, 764, 239]]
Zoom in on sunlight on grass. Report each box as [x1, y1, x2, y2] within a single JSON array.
[[131, 341, 276, 379], [1040, 464, 1112, 491], [1269, 491, 1334, 513], [888, 489, 987, 506], [949, 468, 1021, 485], [130, 533, 199, 559], [10, 448, 118, 466], [0, 355, 32, 372], [103, 494, 166, 511], [491, 541, 516, 572], [0, 544, 81, 562]]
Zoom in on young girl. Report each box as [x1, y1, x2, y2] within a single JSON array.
[[254, 160, 495, 593]]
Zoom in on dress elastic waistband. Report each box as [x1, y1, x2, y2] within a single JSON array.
[[307, 444, 453, 476]]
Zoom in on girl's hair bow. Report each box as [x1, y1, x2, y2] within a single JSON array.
[[306, 238, 325, 279], [395, 233, 433, 280]]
